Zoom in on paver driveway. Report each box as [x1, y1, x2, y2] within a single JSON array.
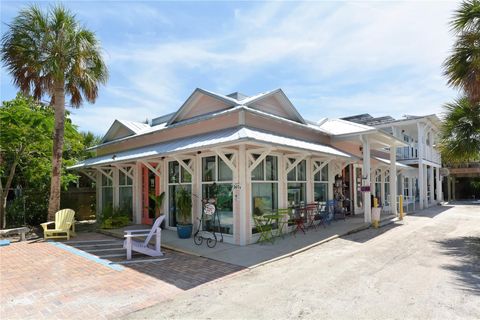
[[127, 203, 480, 320], [0, 233, 243, 320]]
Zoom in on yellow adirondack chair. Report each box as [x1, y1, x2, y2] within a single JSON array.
[[41, 209, 76, 240]]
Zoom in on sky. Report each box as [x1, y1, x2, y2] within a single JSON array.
[[1, 0, 461, 136]]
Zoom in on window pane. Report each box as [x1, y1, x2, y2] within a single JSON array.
[[168, 161, 179, 183], [169, 184, 192, 226], [287, 183, 306, 206], [202, 183, 233, 235], [218, 157, 233, 181], [202, 156, 216, 182], [252, 183, 278, 233], [119, 186, 133, 219], [102, 187, 113, 212], [251, 154, 264, 181], [102, 174, 112, 186], [321, 164, 328, 182], [297, 160, 306, 181], [265, 156, 277, 181], [314, 183, 327, 203], [181, 166, 192, 183]]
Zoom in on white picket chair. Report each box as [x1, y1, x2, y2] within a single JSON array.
[[123, 215, 165, 260]]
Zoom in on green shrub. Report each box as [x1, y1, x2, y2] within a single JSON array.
[[6, 189, 49, 227], [100, 205, 131, 229]]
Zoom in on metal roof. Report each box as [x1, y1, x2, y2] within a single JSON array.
[[70, 127, 354, 169], [373, 156, 412, 169]]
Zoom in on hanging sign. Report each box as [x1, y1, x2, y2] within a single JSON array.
[[360, 186, 371, 192]]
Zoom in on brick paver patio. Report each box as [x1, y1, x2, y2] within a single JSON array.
[[0, 233, 244, 320]]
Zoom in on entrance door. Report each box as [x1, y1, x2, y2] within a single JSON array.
[[142, 167, 159, 225], [353, 165, 364, 214]]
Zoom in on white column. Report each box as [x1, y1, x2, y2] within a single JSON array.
[[435, 166, 442, 203], [96, 170, 102, 216], [328, 160, 334, 201], [238, 144, 248, 246], [417, 122, 425, 209], [306, 157, 313, 203], [193, 154, 202, 227], [428, 166, 435, 206], [134, 162, 143, 224], [113, 167, 119, 208], [362, 136, 371, 223], [380, 169, 385, 206], [390, 145, 397, 216], [278, 154, 286, 208], [408, 175, 413, 201]]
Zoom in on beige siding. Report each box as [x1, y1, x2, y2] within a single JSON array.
[[176, 94, 231, 122], [244, 112, 330, 145], [97, 113, 239, 156], [250, 95, 294, 121]]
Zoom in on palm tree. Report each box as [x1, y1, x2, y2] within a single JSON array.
[[440, 97, 480, 163], [1, 5, 108, 220], [443, 0, 480, 103]]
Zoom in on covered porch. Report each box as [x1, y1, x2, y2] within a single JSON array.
[[99, 210, 396, 268]]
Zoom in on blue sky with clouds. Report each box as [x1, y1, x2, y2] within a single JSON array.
[[1, 1, 460, 135]]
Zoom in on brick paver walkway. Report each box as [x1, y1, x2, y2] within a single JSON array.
[[0, 233, 244, 319]]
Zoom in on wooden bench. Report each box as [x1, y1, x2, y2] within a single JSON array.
[[0, 227, 29, 241]]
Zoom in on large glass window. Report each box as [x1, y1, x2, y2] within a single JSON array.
[[202, 155, 234, 235], [314, 161, 329, 203], [287, 159, 306, 206], [101, 173, 113, 213], [168, 160, 192, 227], [119, 171, 133, 218], [251, 155, 278, 233]]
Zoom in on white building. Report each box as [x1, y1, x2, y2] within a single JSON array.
[[71, 89, 443, 245]]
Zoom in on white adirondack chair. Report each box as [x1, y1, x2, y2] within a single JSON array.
[[123, 215, 165, 260]]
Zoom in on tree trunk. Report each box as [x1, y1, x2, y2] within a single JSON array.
[[47, 82, 66, 220], [0, 155, 20, 229]]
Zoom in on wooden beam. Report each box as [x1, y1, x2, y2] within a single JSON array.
[[247, 148, 272, 173], [213, 148, 237, 172], [172, 156, 194, 176], [139, 160, 162, 178], [113, 164, 134, 179]]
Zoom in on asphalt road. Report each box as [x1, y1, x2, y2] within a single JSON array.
[[126, 203, 480, 320]]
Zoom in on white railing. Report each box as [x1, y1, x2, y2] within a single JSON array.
[[396, 143, 418, 160]]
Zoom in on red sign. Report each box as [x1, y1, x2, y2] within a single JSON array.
[[360, 186, 371, 192]]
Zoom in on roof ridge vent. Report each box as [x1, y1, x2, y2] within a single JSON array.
[[226, 92, 249, 101]]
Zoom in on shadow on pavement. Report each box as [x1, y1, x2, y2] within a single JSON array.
[[434, 236, 480, 295], [340, 222, 402, 243], [409, 205, 452, 219]]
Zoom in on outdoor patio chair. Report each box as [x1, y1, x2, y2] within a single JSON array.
[[123, 215, 165, 260], [254, 215, 275, 244], [289, 205, 306, 236], [305, 203, 319, 230], [41, 209, 76, 240], [316, 200, 334, 226]]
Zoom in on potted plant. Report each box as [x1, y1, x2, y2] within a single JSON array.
[[149, 191, 166, 228], [176, 186, 192, 238]]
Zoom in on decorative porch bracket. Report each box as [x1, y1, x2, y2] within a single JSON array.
[[312, 159, 331, 176], [139, 160, 162, 178], [172, 156, 195, 176], [285, 154, 307, 175], [213, 148, 237, 172], [80, 169, 98, 182], [96, 167, 114, 182], [247, 147, 272, 173], [112, 164, 135, 180], [332, 160, 354, 177]]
